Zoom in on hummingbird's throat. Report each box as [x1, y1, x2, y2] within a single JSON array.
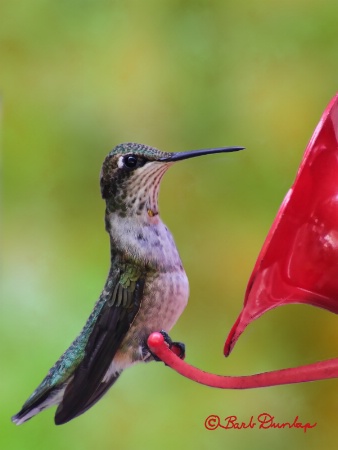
[[105, 161, 168, 219], [131, 162, 168, 219]]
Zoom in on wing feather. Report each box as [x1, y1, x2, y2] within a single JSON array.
[[54, 265, 145, 425]]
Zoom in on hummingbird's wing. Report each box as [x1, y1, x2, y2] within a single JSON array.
[[54, 265, 146, 425]]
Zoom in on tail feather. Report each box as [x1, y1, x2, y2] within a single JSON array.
[[55, 371, 121, 425], [12, 370, 123, 425], [12, 387, 65, 425]]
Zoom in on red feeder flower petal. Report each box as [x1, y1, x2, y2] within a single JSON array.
[[224, 93, 338, 356]]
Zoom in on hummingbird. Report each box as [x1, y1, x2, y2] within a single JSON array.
[[12, 142, 244, 425]]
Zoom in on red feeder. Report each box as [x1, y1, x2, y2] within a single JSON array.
[[224, 93, 338, 356], [148, 94, 338, 390]]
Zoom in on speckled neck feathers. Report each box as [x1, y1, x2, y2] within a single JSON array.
[[101, 143, 180, 270]]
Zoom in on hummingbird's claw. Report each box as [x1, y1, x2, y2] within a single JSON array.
[[149, 330, 186, 361], [159, 330, 172, 346], [170, 341, 185, 360], [159, 330, 185, 359]]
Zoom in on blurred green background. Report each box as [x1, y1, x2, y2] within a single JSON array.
[[2, 0, 338, 449]]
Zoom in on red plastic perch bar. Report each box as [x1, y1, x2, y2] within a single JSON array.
[[148, 332, 338, 388]]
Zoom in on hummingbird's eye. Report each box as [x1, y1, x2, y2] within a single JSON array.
[[124, 155, 138, 168], [121, 154, 146, 171]]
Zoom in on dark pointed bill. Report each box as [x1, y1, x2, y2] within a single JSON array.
[[159, 146, 245, 162]]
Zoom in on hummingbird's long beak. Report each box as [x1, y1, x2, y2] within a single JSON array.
[[159, 146, 245, 162]]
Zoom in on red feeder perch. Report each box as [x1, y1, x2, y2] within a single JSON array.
[[148, 93, 338, 388]]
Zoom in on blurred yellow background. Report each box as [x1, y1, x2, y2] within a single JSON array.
[[2, 1, 338, 449]]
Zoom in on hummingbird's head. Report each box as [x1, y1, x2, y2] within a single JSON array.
[[100, 142, 244, 219], [100, 143, 172, 218]]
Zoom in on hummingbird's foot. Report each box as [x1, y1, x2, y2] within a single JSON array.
[[170, 341, 185, 360], [159, 330, 172, 346], [155, 330, 186, 360]]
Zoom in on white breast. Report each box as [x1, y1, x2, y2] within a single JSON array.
[[108, 213, 184, 271]]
